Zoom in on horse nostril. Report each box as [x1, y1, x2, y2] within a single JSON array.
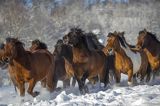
[[108, 49, 112, 52], [3, 57, 10, 63], [137, 45, 141, 49]]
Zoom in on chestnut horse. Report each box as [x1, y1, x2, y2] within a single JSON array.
[[103, 31, 144, 85], [133, 29, 160, 79], [63, 28, 109, 94], [2, 37, 55, 97], [118, 32, 152, 82]]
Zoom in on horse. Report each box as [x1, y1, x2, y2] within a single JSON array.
[[118, 32, 152, 82], [133, 29, 160, 79], [29, 39, 48, 87], [1, 37, 55, 97], [52, 39, 73, 88], [63, 28, 109, 94], [103, 31, 145, 85]]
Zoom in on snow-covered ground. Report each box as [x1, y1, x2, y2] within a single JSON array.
[[0, 72, 160, 106]]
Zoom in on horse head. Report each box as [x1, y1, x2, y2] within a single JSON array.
[[3, 37, 24, 62], [30, 39, 47, 51], [63, 28, 84, 46], [103, 31, 125, 55]]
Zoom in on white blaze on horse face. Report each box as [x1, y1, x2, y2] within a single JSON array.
[[120, 42, 141, 75]]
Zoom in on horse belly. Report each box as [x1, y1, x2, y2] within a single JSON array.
[[125, 50, 141, 74]]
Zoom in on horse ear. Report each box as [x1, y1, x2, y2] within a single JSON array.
[[114, 31, 117, 35], [122, 31, 125, 35], [144, 29, 147, 33], [107, 32, 112, 37]]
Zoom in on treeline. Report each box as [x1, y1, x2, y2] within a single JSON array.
[[0, 0, 159, 49]]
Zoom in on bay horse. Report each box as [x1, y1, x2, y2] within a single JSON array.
[[103, 31, 143, 85], [133, 29, 160, 79], [29, 39, 48, 87], [53, 39, 99, 88], [118, 32, 152, 82], [63, 28, 109, 94], [52, 39, 73, 88], [2, 37, 55, 97]]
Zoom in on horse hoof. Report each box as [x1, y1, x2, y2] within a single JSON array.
[[32, 91, 40, 97], [20, 93, 25, 97], [128, 81, 133, 86]]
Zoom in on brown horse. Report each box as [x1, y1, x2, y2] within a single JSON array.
[[52, 39, 73, 88], [118, 32, 152, 82], [63, 28, 109, 94], [133, 29, 160, 78], [29, 39, 48, 87], [103, 31, 144, 85], [2, 37, 55, 97]]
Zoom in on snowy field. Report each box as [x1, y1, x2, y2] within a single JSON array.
[[0, 69, 160, 106]]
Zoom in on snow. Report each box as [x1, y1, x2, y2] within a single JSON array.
[[0, 72, 160, 106]]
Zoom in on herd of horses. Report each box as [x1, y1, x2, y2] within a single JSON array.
[[0, 28, 159, 97]]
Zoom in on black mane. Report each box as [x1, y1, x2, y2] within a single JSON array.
[[6, 37, 24, 47], [147, 32, 160, 43], [118, 36, 127, 48]]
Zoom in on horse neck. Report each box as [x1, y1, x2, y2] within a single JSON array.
[[62, 46, 73, 62], [145, 39, 160, 56], [13, 46, 28, 63], [114, 44, 128, 59], [74, 42, 90, 54]]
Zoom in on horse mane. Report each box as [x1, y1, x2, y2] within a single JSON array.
[[85, 32, 104, 50], [139, 30, 160, 43], [117, 35, 127, 48], [147, 32, 160, 43], [70, 27, 84, 35], [6, 37, 24, 47], [32, 39, 47, 49], [107, 33, 126, 48]]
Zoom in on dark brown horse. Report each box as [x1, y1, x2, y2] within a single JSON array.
[[63, 28, 109, 94], [103, 31, 144, 85], [53, 39, 73, 88], [133, 29, 160, 79], [1, 37, 55, 97], [118, 32, 152, 82]]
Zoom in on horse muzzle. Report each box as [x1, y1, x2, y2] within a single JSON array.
[[2, 57, 10, 64]]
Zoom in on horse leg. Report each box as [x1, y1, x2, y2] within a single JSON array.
[[72, 77, 77, 87], [133, 74, 137, 85], [18, 81, 25, 97], [127, 69, 133, 86], [63, 79, 70, 88], [81, 71, 89, 93], [27, 79, 39, 97], [115, 70, 121, 86], [75, 76, 84, 94], [145, 63, 152, 82]]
